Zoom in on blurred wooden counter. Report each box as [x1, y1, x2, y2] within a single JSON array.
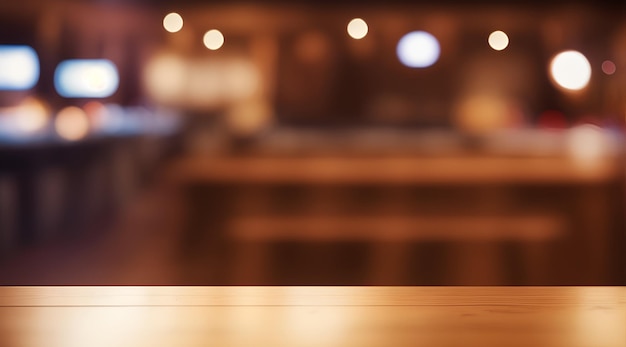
[[167, 154, 624, 285], [168, 155, 619, 185], [1, 286, 625, 347]]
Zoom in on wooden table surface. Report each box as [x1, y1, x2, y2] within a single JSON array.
[[1, 287, 625, 347]]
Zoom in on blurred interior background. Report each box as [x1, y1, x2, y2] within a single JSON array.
[[0, 0, 624, 285]]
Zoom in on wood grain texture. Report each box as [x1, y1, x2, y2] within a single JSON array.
[[0, 287, 625, 347]]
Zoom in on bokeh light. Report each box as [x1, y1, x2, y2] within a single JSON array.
[[55, 106, 90, 141], [143, 53, 187, 104], [537, 110, 568, 129], [396, 31, 440, 68], [143, 53, 260, 108], [488, 30, 509, 51], [226, 99, 272, 136], [14, 97, 49, 133], [163, 12, 183, 33], [0, 45, 40, 90], [83, 101, 109, 131], [203, 30, 225, 50], [566, 124, 612, 167], [453, 93, 516, 134], [54, 60, 119, 98], [223, 59, 261, 101], [549, 50, 591, 91], [601, 60, 616, 75], [347, 18, 368, 40]]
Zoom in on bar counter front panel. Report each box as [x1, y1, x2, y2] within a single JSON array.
[[170, 153, 625, 285]]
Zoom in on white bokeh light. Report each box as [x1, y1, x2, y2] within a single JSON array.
[[549, 50, 592, 91], [54, 59, 119, 98], [163, 12, 183, 33], [203, 30, 225, 50], [488, 30, 509, 51], [0, 45, 40, 90], [347, 18, 368, 40], [396, 31, 440, 68]]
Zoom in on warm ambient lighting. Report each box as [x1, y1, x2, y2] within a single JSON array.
[[601, 60, 616, 75], [55, 59, 119, 98], [294, 32, 330, 63], [143, 53, 260, 108], [347, 18, 368, 40], [396, 31, 440, 68], [14, 98, 49, 133], [55, 106, 90, 141], [143, 54, 187, 104], [453, 93, 514, 134], [0, 97, 50, 135], [83, 101, 109, 131], [549, 50, 591, 91], [163, 12, 183, 33], [203, 30, 225, 50], [567, 124, 612, 167], [537, 110, 568, 129], [488, 30, 509, 51], [0, 45, 40, 90]]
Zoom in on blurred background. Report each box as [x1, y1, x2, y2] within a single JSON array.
[[0, 0, 624, 285]]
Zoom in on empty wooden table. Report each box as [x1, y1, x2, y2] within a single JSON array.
[[1, 286, 625, 347]]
